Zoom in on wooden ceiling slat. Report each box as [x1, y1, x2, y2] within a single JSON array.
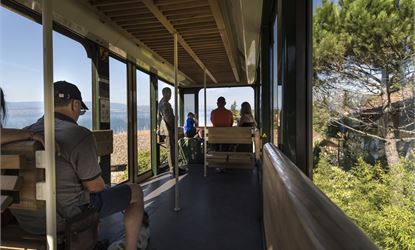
[[98, 2, 146, 12], [163, 8, 211, 17], [179, 29, 218, 36], [141, 0, 218, 83], [120, 20, 161, 28], [176, 24, 218, 31], [154, 0, 203, 7], [104, 8, 149, 18], [174, 20, 216, 28], [167, 14, 213, 22], [125, 24, 166, 31], [184, 36, 221, 42], [171, 17, 215, 26], [111, 14, 155, 22], [158, 2, 209, 12], [90, 0, 139, 7], [132, 33, 172, 39]]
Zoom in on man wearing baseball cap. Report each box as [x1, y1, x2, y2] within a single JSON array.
[[12, 81, 144, 250]]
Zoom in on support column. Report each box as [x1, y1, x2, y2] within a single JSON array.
[[179, 91, 184, 126], [42, 0, 56, 248], [203, 70, 207, 177], [280, 0, 312, 177], [150, 74, 159, 176], [260, 24, 272, 146], [173, 33, 180, 211], [91, 45, 111, 184], [127, 62, 138, 182]]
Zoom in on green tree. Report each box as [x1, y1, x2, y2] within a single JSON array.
[[313, 0, 415, 166], [314, 158, 415, 249], [230, 101, 239, 123]]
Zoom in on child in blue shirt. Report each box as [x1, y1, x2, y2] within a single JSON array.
[[184, 112, 197, 138]]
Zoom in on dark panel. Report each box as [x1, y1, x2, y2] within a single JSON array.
[[280, 0, 312, 177], [150, 74, 159, 175], [91, 44, 111, 184]]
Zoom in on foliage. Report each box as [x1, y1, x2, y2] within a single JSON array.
[[230, 101, 240, 123], [314, 158, 415, 249], [138, 150, 151, 173], [313, 0, 415, 166]]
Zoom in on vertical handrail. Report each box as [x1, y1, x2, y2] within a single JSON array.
[[173, 33, 180, 212], [42, 0, 57, 248], [203, 70, 207, 177]]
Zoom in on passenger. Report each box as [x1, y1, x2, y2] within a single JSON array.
[[157, 87, 187, 176], [238, 102, 257, 127], [184, 112, 197, 138], [10, 81, 144, 250], [210, 96, 233, 127]]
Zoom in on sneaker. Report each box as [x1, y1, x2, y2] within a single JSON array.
[[215, 168, 225, 173], [170, 167, 188, 177]]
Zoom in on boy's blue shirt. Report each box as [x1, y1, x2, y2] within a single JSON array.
[[184, 117, 195, 133]]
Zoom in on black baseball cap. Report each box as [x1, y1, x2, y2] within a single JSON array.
[[54, 81, 88, 110]]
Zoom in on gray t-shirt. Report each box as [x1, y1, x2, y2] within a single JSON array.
[[11, 113, 101, 234]]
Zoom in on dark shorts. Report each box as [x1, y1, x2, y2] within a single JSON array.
[[82, 184, 132, 219], [184, 127, 196, 137]]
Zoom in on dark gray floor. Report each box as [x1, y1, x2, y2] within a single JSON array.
[[141, 165, 264, 250]]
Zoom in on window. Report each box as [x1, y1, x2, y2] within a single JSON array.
[[1, 8, 43, 128], [271, 18, 281, 145], [183, 93, 195, 124], [312, 1, 415, 248], [136, 69, 151, 173], [109, 57, 128, 184], [198, 87, 255, 127], [54, 32, 92, 129], [0, 7, 91, 130]]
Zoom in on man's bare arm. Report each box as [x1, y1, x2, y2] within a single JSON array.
[[82, 176, 105, 193]]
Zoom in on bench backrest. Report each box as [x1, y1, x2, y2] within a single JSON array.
[[1, 141, 45, 211], [207, 127, 253, 145], [262, 143, 377, 249]]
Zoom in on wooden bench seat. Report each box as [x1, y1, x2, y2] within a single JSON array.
[[1, 140, 46, 249], [206, 127, 256, 169]]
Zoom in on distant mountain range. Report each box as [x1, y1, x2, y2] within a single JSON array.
[[4, 101, 150, 132], [4, 101, 217, 132]]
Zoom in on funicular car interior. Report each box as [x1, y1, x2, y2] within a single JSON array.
[[0, 0, 379, 249]]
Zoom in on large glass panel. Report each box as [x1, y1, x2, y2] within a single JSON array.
[[54, 32, 92, 129], [272, 18, 281, 145], [137, 69, 151, 173], [183, 93, 195, 122], [198, 87, 255, 127], [109, 57, 128, 184], [313, 1, 415, 249], [1, 8, 43, 128], [0, 7, 91, 130]]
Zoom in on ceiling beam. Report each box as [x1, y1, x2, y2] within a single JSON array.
[[207, 0, 240, 82], [141, 0, 218, 84]]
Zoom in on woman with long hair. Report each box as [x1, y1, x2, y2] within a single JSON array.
[[238, 102, 257, 127]]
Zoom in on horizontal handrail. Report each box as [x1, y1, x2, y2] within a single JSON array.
[[262, 143, 378, 250]]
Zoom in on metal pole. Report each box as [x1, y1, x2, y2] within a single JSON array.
[[173, 33, 180, 212], [42, 0, 57, 249], [203, 70, 207, 177]]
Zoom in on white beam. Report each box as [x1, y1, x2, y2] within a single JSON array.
[[42, 0, 57, 249], [208, 0, 240, 82]]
